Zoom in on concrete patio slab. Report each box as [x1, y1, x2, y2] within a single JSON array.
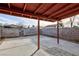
[[0, 35, 79, 56]]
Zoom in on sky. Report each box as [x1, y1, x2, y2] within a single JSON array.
[[0, 14, 37, 25], [0, 13, 55, 27], [0, 13, 79, 27], [61, 15, 79, 27]]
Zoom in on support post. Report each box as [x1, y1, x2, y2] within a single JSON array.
[[57, 21, 59, 44], [37, 19, 40, 50], [30, 18, 40, 56]]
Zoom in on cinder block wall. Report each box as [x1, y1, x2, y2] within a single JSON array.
[[1, 28, 19, 38], [0, 27, 38, 38], [41, 27, 62, 37], [0, 26, 79, 42], [23, 27, 37, 36], [41, 27, 79, 42], [61, 28, 79, 41]]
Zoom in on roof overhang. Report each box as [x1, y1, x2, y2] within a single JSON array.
[[0, 3, 79, 22]]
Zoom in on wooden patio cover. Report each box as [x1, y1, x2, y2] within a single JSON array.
[[0, 3, 79, 22]]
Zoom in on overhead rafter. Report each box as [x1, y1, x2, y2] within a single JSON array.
[[8, 3, 10, 8], [43, 3, 67, 16], [33, 4, 42, 14], [56, 5, 79, 18], [8, 3, 12, 15], [23, 3, 27, 12], [42, 4, 56, 15], [49, 4, 78, 18], [34, 4, 43, 14], [0, 6, 56, 22], [0, 3, 79, 22], [22, 3, 27, 16], [61, 10, 79, 19]]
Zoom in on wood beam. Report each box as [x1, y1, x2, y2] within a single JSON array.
[[8, 3, 10, 8], [23, 3, 27, 12], [38, 4, 52, 14], [48, 4, 77, 18], [42, 4, 56, 15], [60, 8, 79, 19], [48, 4, 70, 18], [46, 4, 67, 17], [8, 3, 12, 15], [48, 4, 76, 18], [55, 5, 79, 18], [22, 3, 27, 16], [34, 4, 43, 14], [0, 6, 56, 22]]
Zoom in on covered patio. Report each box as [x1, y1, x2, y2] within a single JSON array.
[[0, 3, 79, 56]]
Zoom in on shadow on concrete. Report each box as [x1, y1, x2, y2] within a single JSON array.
[[30, 49, 39, 56]]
